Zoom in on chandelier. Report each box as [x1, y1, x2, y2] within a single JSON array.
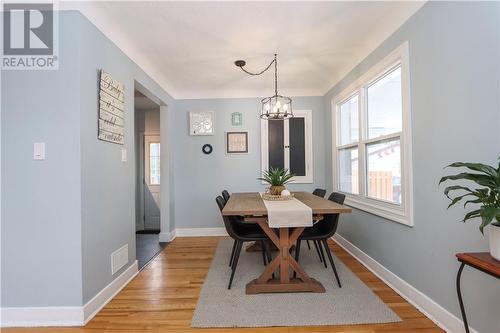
[[235, 54, 293, 120]]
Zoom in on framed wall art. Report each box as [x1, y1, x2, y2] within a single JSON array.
[[231, 112, 242, 126], [98, 70, 125, 144], [189, 111, 214, 136], [226, 131, 248, 154]]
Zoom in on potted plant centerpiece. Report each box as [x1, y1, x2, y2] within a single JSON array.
[[440, 158, 500, 261], [259, 167, 295, 196]]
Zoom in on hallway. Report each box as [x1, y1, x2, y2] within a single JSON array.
[[135, 233, 168, 270]]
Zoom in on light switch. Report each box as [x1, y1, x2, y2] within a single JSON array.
[[121, 148, 127, 162], [33, 142, 45, 160]]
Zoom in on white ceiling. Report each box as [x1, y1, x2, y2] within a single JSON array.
[[62, 1, 425, 99]]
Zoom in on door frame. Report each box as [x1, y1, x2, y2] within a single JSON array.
[[136, 131, 145, 231], [134, 81, 171, 242]]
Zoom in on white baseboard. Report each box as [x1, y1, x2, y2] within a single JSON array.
[[159, 229, 176, 242], [0, 306, 83, 327], [332, 234, 477, 333], [174, 227, 228, 237], [159, 227, 227, 241], [1, 260, 138, 328], [82, 260, 138, 324]]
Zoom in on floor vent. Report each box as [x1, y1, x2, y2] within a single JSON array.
[[111, 244, 128, 275]]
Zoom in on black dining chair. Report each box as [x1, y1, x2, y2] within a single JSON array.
[[307, 188, 327, 258], [222, 190, 230, 202], [216, 196, 272, 289], [294, 192, 346, 287], [312, 188, 327, 198]]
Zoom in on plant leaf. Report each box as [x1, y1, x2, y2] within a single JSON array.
[[463, 198, 482, 208], [447, 162, 498, 177], [443, 185, 473, 199], [439, 173, 496, 188], [463, 209, 481, 223], [447, 193, 474, 209], [479, 206, 497, 234], [258, 167, 295, 186]]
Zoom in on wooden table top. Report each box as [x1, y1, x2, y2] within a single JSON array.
[[222, 192, 352, 216], [456, 252, 500, 278]]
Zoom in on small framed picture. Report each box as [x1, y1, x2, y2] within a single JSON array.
[[189, 111, 214, 136], [226, 131, 248, 154], [231, 112, 242, 126]]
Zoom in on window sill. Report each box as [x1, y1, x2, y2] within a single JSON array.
[[289, 175, 313, 184], [260, 175, 313, 186], [343, 195, 413, 227]]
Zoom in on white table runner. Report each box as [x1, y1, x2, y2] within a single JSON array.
[[260, 193, 313, 228]]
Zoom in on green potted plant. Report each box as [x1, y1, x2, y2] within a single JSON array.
[[259, 167, 295, 195], [439, 158, 500, 260]]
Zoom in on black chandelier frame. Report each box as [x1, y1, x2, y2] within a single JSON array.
[[235, 54, 293, 120]]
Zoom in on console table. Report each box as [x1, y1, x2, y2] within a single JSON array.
[[455, 252, 500, 333]]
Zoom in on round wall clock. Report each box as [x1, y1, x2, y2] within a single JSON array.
[[202, 144, 213, 155]]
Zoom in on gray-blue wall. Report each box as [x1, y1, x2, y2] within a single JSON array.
[[1, 12, 83, 307], [77, 13, 175, 303], [324, 2, 500, 332], [173, 97, 326, 229], [1, 11, 176, 307]]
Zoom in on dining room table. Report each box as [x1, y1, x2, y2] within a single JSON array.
[[222, 191, 352, 295]]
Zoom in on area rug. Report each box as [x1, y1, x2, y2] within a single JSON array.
[[191, 239, 401, 327]]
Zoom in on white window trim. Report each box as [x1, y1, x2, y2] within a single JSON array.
[[331, 42, 413, 226], [261, 109, 313, 184]]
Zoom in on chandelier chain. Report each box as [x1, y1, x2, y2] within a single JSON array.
[[274, 54, 278, 96], [238, 56, 276, 76]]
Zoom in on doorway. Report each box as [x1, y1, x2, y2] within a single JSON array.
[[143, 135, 161, 229], [134, 89, 167, 269]]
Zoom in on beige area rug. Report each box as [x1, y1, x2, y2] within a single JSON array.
[[191, 239, 401, 327]]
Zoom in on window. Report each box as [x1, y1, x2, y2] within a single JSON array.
[[261, 110, 313, 183], [149, 143, 160, 185], [332, 42, 413, 226]]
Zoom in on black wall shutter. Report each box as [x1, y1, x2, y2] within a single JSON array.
[[289, 117, 306, 176], [268, 120, 284, 169]]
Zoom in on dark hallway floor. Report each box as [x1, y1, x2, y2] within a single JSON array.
[[136, 233, 168, 269]]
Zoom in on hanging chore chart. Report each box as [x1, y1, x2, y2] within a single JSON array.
[[98, 70, 125, 144]]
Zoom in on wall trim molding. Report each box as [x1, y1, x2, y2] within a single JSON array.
[[174, 227, 228, 237], [0, 306, 83, 327], [82, 260, 138, 324], [332, 234, 478, 333], [160, 227, 228, 242], [1, 261, 138, 328], [159, 229, 176, 242]]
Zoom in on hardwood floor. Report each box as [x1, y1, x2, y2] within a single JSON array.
[[4, 237, 443, 332]]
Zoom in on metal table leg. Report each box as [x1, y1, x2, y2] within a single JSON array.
[[456, 262, 469, 333]]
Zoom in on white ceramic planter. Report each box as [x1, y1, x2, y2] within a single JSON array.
[[489, 223, 500, 261]]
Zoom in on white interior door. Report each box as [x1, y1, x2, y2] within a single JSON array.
[[144, 135, 161, 230]]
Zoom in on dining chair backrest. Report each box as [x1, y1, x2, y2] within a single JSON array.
[[312, 188, 327, 198], [328, 192, 346, 205], [222, 190, 230, 202], [316, 192, 346, 237], [216, 196, 238, 240]]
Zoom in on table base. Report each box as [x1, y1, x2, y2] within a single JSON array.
[[246, 277, 325, 294], [244, 216, 326, 295], [246, 241, 278, 252]]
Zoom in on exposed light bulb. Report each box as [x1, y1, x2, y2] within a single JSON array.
[[265, 103, 270, 111], [283, 104, 288, 111], [273, 106, 278, 113], [276, 100, 281, 108]]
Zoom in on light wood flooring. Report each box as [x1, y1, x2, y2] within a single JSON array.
[[4, 237, 443, 332]]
